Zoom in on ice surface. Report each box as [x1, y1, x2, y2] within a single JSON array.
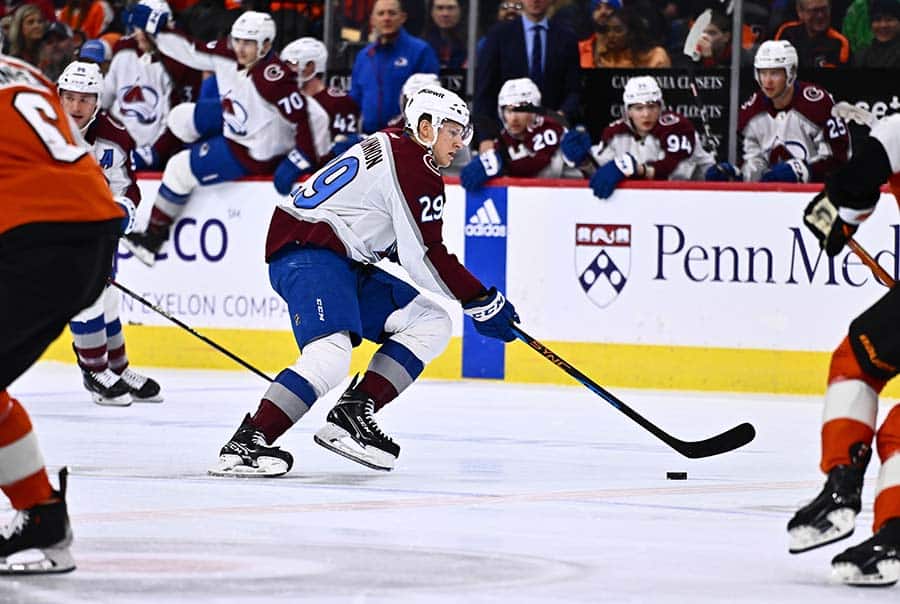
[[1, 362, 893, 603]]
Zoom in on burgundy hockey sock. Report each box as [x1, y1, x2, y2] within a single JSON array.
[[149, 207, 174, 231], [251, 399, 295, 443], [358, 371, 399, 412]]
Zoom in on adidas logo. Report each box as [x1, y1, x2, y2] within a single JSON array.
[[465, 198, 507, 237]]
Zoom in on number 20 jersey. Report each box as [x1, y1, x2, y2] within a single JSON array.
[[0, 55, 121, 237], [266, 129, 485, 303]]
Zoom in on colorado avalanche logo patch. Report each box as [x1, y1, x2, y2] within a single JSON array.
[[118, 84, 160, 124], [264, 64, 285, 82], [575, 223, 631, 308], [221, 96, 250, 136]]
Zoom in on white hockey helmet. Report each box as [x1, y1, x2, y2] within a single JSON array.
[[497, 77, 541, 120], [404, 84, 472, 148], [230, 11, 276, 58], [622, 76, 663, 107], [280, 37, 327, 81], [58, 60, 104, 96], [753, 40, 798, 88], [399, 72, 441, 111]]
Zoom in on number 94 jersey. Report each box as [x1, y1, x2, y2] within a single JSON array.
[[594, 111, 715, 180], [266, 128, 485, 303]]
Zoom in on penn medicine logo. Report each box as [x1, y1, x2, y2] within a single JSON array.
[[575, 223, 630, 308], [466, 198, 506, 237]]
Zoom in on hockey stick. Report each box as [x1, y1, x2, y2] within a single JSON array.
[[511, 325, 756, 458], [848, 238, 896, 288], [109, 279, 274, 383]]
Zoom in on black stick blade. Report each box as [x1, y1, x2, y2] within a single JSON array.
[[672, 422, 756, 459]]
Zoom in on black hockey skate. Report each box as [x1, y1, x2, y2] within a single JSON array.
[[82, 367, 132, 406], [788, 443, 871, 554], [831, 518, 900, 586], [313, 377, 399, 471], [117, 367, 163, 403], [121, 225, 168, 267], [208, 414, 293, 477], [0, 467, 75, 575]]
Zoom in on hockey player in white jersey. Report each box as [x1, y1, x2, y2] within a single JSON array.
[[121, 7, 329, 267], [57, 61, 163, 407], [101, 0, 202, 171], [560, 76, 715, 199], [210, 85, 521, 476], [707, 40, 851, 183]]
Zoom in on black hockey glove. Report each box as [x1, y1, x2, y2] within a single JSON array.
[[803, 191, 857, 257]]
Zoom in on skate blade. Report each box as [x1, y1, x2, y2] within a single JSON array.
[[91, 392, 132, 407], [313, 425, 395, 472], [208, 455, 290, 478], [121, 238, 158, 267], [832, 560, 900, 586], [0, 546, 75, 575], [789, 508, 856, 554], [132, 394, 164, 403]]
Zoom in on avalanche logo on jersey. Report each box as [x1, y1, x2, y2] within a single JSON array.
[[118, 84, 161, 124], [575, 223, 630, 308], [221, 96, 249, 136]]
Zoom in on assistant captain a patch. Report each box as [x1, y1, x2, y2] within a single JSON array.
[[575, 223, 631, 308]]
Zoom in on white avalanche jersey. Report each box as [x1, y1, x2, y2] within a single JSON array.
[[592, 111, 715, 180], [266, 129, 485, 302], [873, 113, 900, 173], [155, 32, 321, 164], [738, 81, 850, 182], [102, 36, 201, 147], [85, 112, 140, 205]]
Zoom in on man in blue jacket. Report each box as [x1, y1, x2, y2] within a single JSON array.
[[351, 0, 441, 133]]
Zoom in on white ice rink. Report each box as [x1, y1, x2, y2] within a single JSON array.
[[2, 362, 897, 603]]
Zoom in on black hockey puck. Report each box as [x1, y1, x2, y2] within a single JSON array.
[[666, 472, 687, 480]]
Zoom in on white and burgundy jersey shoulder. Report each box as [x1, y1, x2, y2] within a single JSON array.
[[594, 111, 715, 179], [102, 36, 202, 147], [499, 115, 566, 178], [266, 129, 484, 302], [738, 81, 851, 182], [313, 87, 361, 138], [85, 111, 140, 206], [154, 32, 321, 169]]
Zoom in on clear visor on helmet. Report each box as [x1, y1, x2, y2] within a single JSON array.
[[440, 120, 473, 145]]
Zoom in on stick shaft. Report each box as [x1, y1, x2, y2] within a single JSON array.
[[848, 238, 896, 288]]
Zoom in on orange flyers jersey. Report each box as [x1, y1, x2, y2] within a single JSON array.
[[0, 55, 122, 237]]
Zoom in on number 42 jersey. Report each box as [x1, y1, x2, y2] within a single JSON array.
[[265, 128, 485, 303]]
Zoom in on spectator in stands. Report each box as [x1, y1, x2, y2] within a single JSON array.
[[708, 40, 850, 183], [694, 9, 756, 67], [577, 0, 619, 68], [0, 0, 54, 22], [775, 0, 851, 66], [593, 7, 670, 67], [350, 0, 439, 133], [854, 0, 900, 66], [58, 0, 113, 39], [476, 0, 520, 54], [842, 0, 873, 52], [473, 0, 581, 148], [78, 36, 111, 72], [422, 0, 466, 68], [40, 21, 77, 80], [8, 3, 45, 65]]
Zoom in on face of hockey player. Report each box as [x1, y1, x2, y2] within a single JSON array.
[[757, 68, 789, 100], [627, 102, 660, 136], [429, 119, 466, 168], [871, 14, 899, 43], [60, 90, 98, 130], [371, 0, 407, 38], [502, 106, 535, 137], [233, 38, 270, 67]]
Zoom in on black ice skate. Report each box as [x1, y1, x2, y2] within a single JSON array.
[[82, 367, 132, 407], [788, 443, 871, 554], [121, 225, 168, 267], [313, 378, 399, 471], [208, 414, 293, 477], [0, 467, 75, 575], [831, 518, 900, 586], [117, 367, 163, 402]]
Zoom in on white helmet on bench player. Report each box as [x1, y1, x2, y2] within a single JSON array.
[[754, 40, 798, 88], [404, 84, 472, 148], [399, 72, 441, 113], [623, 75, 663, 107], [281, 37, 327, 81], [497, 77, 541, 122], [231, 11, 276, 59]]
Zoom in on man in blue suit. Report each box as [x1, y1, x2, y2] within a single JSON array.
[[473, 0, 581, 148]]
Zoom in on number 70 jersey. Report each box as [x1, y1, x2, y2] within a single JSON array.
[[0, 55, 121, 237], [266, 128, 485, 303]]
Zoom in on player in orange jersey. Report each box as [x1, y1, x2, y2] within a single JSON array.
[[0, 52, 124, 574]]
